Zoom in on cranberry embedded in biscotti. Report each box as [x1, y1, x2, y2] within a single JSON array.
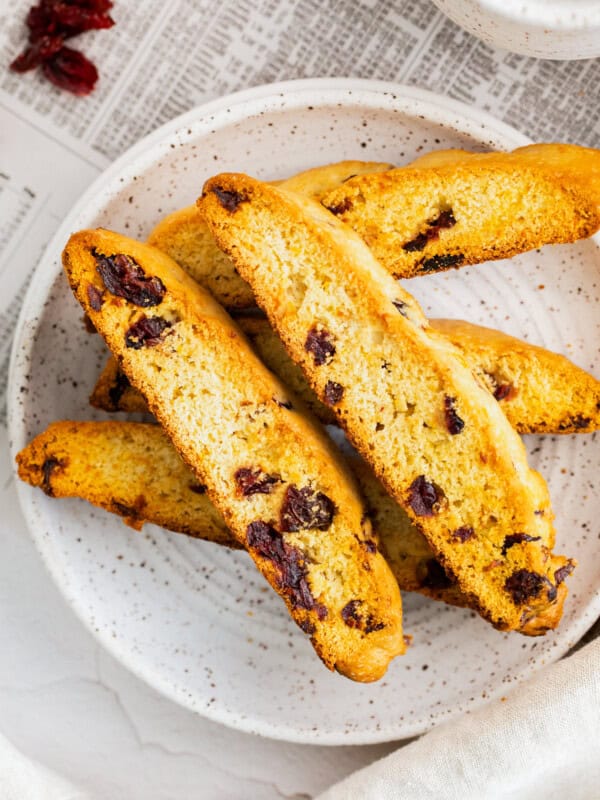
[[452, 526, 474, 543], [234, 467, 280, 496], [87, 284, 103, 310], [211, 186, 247, 212], [501, 533, 541, 556], [124, 316, 172, 349], [246, 520, 327, 618], [93, 250, 166, 307], [324, 380, 344, 405], [504, 569, 549, 604], [304, 326, 336, 366], [408, 476, 445, 517], [444, 395, 464, 435], [280, 485, 335, 532]]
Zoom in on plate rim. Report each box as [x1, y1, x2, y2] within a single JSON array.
[[8, 77, 600, 745]]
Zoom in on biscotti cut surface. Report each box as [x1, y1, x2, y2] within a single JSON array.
[[199, 173, 574, 635], [92, 316, 600, 437], [16, 420, 466, 609], [147, 160, 392, 310], [62, 228, 406, 681], [320, 143, 600, 278]]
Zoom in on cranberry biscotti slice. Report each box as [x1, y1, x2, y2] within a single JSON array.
[[16, 420, 467, 608], [147, 160, 392, 309], [434, 319, 600, 434], [62, 228, 406, 681], [199, 174, 574, 635], [320, 143, 600, 278], [91, 315, 600, 436]]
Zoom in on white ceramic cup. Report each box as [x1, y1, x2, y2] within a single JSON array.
[[431, 0, 600, 60]]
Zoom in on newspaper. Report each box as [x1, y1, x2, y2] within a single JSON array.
[[2, 0, 600, 421]]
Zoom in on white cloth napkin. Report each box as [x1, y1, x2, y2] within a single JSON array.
[[318, 637, 600, 800], [0, 732, 89, 800]]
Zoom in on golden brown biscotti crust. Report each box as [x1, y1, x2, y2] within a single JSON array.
[[320, 143, 600, 279], [16, 420, 468, 609], [198, 172, 574, 635], [146, 160, 393, 310], [62, 228, 406, 681]]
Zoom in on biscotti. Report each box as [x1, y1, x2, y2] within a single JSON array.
[[17, 420, 466, 608], [199, 173, 574, 635], [147, 160, 392, 309], [91, 316, 600, 436], [320, 143, 600, 278], [91, 315, 336, 424], [62, 228, 406, 681], [434, 319, 600, 434], [16, 419, 238, 547]]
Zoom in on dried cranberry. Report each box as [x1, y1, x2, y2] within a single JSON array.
[[494, 383, 513, 401], [107, 369, 130, 409], [341, 600, 362, 628], [51, 3, 114, 35], [453, 526, 474, 543], [211, 186, 247, 212], [246, 521, 327, 618], [555, 561, 575, 585], [419, 253, 464, 272], [42, 46, 98, 95], [86, 283, 103, 311], [304, 327, 336, 366], [323, 380, 344, 405], [234, 467, 280, 496], [420, 558, 453, 589], [408, 476, 445, 517], [402, 210, 456, 252], [10, 35, 64, 72], [280, 485, 335, 532], [93, 251, 166, 307], [324, 197, 353, 216], [125, 316, 172, 349], [340, 600, 385, 633], [504, 569, 549, 605], [444, 396, 464, 435], [41, 457, 64, 496], [501, 533, 541, 556]]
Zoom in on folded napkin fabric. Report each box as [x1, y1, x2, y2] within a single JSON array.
[[318, 638, 600, 800]]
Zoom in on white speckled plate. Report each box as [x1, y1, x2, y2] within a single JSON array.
[[8, 79, 600, 744]]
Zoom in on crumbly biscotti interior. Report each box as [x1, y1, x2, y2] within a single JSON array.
[[320, 143, 600, 279], [62, 227, 406, 681], [91, 315, 600, 436], [199, 173, 574, 635], [147, 160, 392, 310]]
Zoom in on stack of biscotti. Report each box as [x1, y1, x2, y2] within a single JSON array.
[[15, 148, 600, 680], [61, 228, 406, 682], [199, 173, 575, 635]]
